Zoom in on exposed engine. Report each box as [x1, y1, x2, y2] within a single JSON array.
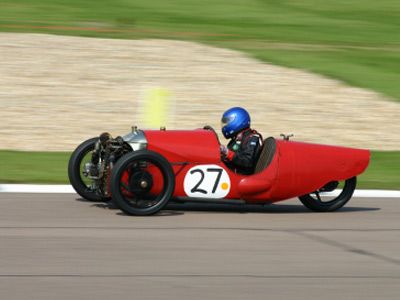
[[83, 132, 132, 197]]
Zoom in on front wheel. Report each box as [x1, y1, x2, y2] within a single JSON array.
[[68, 137, 106, 202], [299, 177, 357, 212], [110, 150, 175, 216]]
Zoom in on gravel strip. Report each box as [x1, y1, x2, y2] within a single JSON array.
[[0, 33, 399, 151]]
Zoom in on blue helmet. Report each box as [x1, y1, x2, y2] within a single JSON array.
[[221, 107, 251, 139]]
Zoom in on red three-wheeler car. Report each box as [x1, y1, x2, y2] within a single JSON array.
[[68, 126, 370, 216]]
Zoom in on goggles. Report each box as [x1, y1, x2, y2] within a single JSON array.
[[221, 115, 235, 127]]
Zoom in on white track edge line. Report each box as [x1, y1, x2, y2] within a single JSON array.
[[0, 184, 399, 198], [0, 184, 75, 194]]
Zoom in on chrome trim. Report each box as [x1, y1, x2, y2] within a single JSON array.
[[122, 129, 147, 151]]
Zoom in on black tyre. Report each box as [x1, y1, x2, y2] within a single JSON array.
[[299, 177, 357, 212], [68, 137, 105, 202], [110, 150, 175, 216]]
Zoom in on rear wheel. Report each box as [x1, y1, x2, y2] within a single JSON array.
[[299, 177, 357, 212], [110, 150, 175, 216]]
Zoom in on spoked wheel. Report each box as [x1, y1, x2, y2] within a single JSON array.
[[68, 137, 107, 202], [299, 177, 357, 212], [110, 150, 175, 216]]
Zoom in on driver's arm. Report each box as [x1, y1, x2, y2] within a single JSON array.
[[226, 136, 262, 168]]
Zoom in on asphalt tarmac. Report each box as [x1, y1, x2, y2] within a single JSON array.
[[0, 193, 399, 300]]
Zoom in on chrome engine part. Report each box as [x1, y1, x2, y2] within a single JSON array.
[[85, 128, 147, 197], [82, 162, 93, 177], [123, 127, 148, 151]]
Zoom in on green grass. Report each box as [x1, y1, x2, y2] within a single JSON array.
[[0, 151, 70, 184], [0, 150, 398, 190], [0, 0, 399, 100], [357, 151, 400, 190]]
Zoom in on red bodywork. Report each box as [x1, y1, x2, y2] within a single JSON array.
[[137, 129, 370, 204]]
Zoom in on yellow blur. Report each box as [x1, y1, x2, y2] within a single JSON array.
[[142, 87, 172, 128]]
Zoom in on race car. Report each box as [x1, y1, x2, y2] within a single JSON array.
[[68, 126, 370, 216]]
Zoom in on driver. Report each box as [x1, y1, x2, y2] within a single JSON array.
[[219, 107, 263, 174]]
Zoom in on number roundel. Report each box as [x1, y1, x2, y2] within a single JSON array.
[[183, 165, 231, 198]]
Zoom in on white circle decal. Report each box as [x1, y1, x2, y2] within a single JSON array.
[[183, 165, 231, 198]]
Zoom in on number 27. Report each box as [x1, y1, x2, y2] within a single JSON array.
[[190, 168, 223, 194]]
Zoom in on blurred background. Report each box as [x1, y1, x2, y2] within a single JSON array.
[[0, 0, 399, 188]]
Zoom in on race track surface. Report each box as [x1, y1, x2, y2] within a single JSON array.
[[0, 193, 399, 299]]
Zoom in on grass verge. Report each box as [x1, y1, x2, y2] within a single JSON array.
[[357, 151, 400, 190], [0, 150, 398, 190], [0, 151, 70, 184]]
